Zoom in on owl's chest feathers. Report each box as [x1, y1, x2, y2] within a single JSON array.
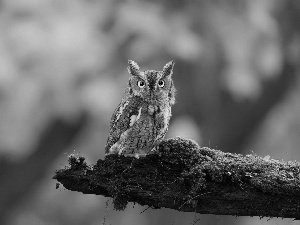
[[130, 103, 171, 133], [112, 96, 171, 138]]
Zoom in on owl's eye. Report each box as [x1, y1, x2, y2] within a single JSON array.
[[137, 80, 145, 88], [158, 80, 165, 87]]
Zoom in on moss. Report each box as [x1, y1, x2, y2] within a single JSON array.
[[54, 137, 300, 219], [67, 153, 88, 170]]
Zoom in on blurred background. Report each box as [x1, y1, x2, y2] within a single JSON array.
[[1, 0, 300, 224]]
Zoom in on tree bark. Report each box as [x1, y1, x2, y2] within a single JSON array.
[[53, 137, 300, 219]]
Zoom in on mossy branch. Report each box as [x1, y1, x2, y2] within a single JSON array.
[[53, 137, 300, 219]]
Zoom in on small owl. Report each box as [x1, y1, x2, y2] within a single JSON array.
[[105, 60, 176, 158]]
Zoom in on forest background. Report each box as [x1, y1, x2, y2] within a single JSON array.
[[1, 0, 300, 225]]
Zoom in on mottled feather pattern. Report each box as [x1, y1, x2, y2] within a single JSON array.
[[105, 97, 142, 153], [105, 60, 176, 158]]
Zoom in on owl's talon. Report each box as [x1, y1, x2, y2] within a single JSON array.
[[135, 153, 147, 158], [122, 153, 147, 158]]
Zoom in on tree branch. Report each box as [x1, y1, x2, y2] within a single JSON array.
[[53, 137, 300, 219]]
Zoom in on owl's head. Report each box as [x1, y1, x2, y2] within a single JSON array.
[[127, 60, 176, 106]]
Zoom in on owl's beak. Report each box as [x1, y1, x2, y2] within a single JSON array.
[[149, 91, 155, 98]]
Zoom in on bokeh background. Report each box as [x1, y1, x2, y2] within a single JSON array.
[[1, 0, 300, 224]]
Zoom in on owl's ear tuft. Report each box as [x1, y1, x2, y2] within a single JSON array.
[[162, 60, 175, 77], [127, 60, 140, 76]]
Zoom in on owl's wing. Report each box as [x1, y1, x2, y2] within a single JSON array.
[[105, 99, 140, 153]]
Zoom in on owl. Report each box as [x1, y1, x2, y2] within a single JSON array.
[[105, 60, 176, 158]]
